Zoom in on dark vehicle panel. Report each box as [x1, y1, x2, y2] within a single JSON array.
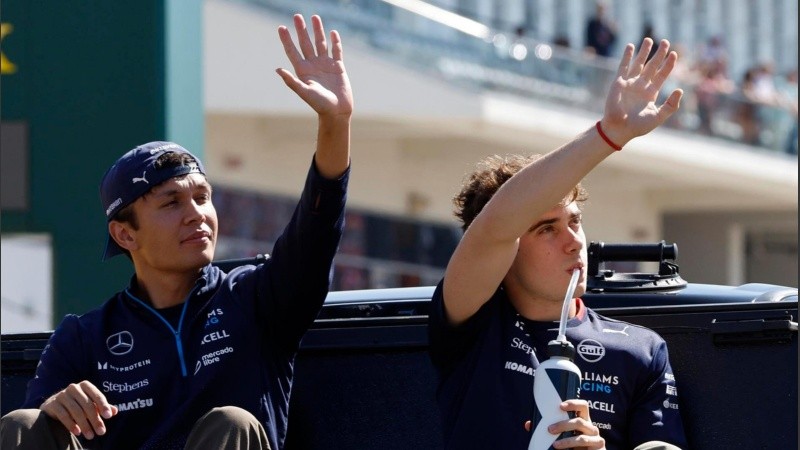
[[2, 243, 796, 449]]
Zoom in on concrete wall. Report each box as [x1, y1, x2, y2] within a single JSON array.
[[663, 211, 798, 286]]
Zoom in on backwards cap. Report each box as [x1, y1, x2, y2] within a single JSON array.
[[99, 141, 206, 260]]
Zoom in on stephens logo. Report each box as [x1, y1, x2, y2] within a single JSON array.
[[106, 331, 134, 355], [577, 339, 605, 363], [510, 337, 536, 356], [102, 379, 149, 393]]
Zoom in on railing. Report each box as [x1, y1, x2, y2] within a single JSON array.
[[232, 0, 798, 156]]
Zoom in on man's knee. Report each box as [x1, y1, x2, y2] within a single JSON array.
[[187, 406, 270, 450], [200, 406, 260, 428], [1, 409, 44, 432], [1, 409, 80, 449], [634, 441, 682, 450]]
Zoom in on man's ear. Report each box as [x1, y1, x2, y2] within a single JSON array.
[[108, 221, 138, 253]]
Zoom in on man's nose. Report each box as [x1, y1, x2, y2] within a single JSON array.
[[184, 200, 205, 224], [565, 228, 584, 253]]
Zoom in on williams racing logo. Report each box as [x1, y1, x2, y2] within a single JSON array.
[[106, 331, 134, 356]]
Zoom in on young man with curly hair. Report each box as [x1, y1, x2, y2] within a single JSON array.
[[429, 39, 688, 450]]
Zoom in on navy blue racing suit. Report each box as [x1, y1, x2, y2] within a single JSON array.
[[24, 161, 348, 450], [428, 282, 687, 450]]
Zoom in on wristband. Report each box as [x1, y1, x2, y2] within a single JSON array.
[[595, 121, 622, 151]]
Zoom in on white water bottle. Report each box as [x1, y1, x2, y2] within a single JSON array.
[[529, 268, 583, 450], [528, 340, 582, 450]]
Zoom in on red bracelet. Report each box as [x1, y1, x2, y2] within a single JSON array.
[[595, 121, 622, 151]]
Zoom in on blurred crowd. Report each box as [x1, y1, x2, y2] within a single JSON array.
[[503, 1, 798, 155], [676, 39, 798, 155], [582, 4, 799, 155]]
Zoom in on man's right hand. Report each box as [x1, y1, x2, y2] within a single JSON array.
[[40, 380, 118, 440]]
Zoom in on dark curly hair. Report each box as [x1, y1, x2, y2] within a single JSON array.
[[453, 154, 588, 232]]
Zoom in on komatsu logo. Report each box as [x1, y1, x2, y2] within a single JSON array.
[[116, 398, 153, 412], [504, 361, 534, 376]]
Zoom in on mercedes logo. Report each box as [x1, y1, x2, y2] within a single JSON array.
[[106, 331, 134, 356]]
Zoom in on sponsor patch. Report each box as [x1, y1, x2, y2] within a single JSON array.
[[116, 398, 153, 412], [577, 339, 605, 363], [106, 331, 134, 356]]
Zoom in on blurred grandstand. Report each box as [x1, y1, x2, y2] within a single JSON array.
[[206, 0, 797, 290]]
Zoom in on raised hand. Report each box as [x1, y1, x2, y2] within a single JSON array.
[[601, 38, 683, 147], [276, 14, 353, 119]]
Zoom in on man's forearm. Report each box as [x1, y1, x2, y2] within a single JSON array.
[[314, 114, 351, 180]]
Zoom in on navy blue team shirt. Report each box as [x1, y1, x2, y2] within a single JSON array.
[[24, 161, 348, 450], [428, 282, 687, 450]]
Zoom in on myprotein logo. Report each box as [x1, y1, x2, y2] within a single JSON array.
[[577, 339, 605, 363], [106, 331, 134, 355], [97, 359, 151, 372]]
